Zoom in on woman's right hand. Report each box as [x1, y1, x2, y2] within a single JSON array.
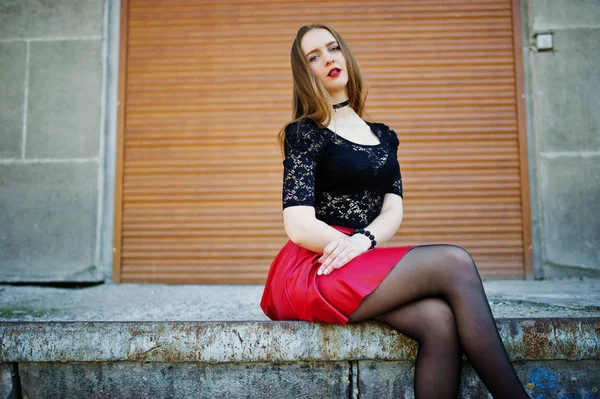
[[317, 234, 371, 276]]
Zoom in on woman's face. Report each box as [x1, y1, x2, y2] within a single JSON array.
[[300, 28, 349, 97]]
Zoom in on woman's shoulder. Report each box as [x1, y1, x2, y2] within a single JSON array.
[[367, 120, 400, 146], [286, 117, 325, 133], [285, 117, 332, 146], [366, 120, 393, 132]]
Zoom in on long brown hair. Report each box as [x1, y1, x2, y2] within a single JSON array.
[[278, 23, 367, 151]]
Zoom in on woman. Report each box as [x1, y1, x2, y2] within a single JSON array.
[[261, 23, 529, 399]]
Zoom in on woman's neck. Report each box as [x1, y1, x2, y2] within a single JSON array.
[[328, 88, 354, 118], [330, 87, 349, 103], [331, 104, 355, 119]]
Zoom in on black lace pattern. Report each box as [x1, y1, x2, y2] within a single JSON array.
[[316, 190, 383, 226], [282, 118, 403, 228]]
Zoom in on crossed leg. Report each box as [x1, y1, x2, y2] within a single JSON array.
[[373, 298, 462, 398], [348, 244, 529, 399]]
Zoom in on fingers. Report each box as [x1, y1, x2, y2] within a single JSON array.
[[317, 241, 361, 276], [318, 240, 339, 264], [317, 241, 340, 275], [320, 247, 359, 275]]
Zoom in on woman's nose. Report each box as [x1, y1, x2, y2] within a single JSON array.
[[325, 56, 335, 66]]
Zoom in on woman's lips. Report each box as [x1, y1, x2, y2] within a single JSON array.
[[328, 68, 342, 77]]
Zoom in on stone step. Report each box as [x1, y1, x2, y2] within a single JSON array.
[[1, 318, 599, 398], [1, 280, 599, 398]]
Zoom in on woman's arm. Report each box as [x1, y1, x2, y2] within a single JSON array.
[[284, 206, 373, 275], [362, 193, 404, 247], [281, 119, 345, 254], [283, 206, 347, 253], [284, 194, 403, 253], [315, 193, 404, 275]]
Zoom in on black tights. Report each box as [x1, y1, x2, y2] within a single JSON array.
[[348, 245, 529, 399]]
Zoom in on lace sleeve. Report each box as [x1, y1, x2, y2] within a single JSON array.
[[387, 126, 404, 198], [282, 119, 330, 209]]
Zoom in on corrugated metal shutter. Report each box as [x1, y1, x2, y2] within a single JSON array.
[[114, 0, 530, 283]]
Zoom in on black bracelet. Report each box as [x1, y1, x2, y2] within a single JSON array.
[[350, 228, 377, 250]]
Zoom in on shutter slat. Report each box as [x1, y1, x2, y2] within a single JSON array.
[[117, 0, 526, 282]]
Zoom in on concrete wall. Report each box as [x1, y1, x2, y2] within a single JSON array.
[[1, 0, 598, 282], [525, 0, 600, 277], [9, 360, 600, 399], [0, 0, 107, 282]]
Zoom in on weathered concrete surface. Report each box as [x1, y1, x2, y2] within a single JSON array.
[[531, 29, 600, 153], [530, 0, 600, 30], [0, 0, 104, 39], [0, 163, 100, 281], [1, 319, 598, 364], [0, 363, 19, 399], [18, 361, 350, 399], [526, 0, 600, 279], [0, 42, 26, 158], [26, 40, 102, 158], [359, 360, 600, 399], [0, 321, 415, 363], [539, 155, 600, 272], [8, 360, 600, 399], [0, 281, 599, 397], [1, 279, 599, 322], [0, 0, 106, 283]]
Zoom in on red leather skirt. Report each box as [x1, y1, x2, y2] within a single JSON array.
[[260, 225, 415, 324]]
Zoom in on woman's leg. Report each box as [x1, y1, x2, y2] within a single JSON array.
[[349, 245, 529, 399], [366, 298, 462, 399]]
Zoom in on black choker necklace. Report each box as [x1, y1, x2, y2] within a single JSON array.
[[332, 99, 350, 112]]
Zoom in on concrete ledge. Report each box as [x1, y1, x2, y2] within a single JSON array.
[[1, 280, 600, 321], [6, 360, 600, 399], [1, 318, 599, 363], [18, 361, 352, 399], [360, 360, 600, 398], [1, 281, 599, 398]]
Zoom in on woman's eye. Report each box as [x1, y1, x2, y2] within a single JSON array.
[[330, 46, 340, 52], [309, 55, 318, 62]]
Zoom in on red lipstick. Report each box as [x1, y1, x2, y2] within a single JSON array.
[[328, 67, 341, 77]]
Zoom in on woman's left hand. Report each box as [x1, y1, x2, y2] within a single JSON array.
[[317, 234, 371, 276]]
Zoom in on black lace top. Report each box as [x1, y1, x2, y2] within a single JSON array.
[[282, 117, 403, 228]]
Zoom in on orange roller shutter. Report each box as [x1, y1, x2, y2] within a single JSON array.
[[114, 0, 531, 283]]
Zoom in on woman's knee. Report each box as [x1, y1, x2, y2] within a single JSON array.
[[443, 245, 480, 282], [417, 298, 457, 342]]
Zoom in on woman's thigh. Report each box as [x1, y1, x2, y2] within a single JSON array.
[[348, 244, 477, 322], [352, 297, 457, 343]]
